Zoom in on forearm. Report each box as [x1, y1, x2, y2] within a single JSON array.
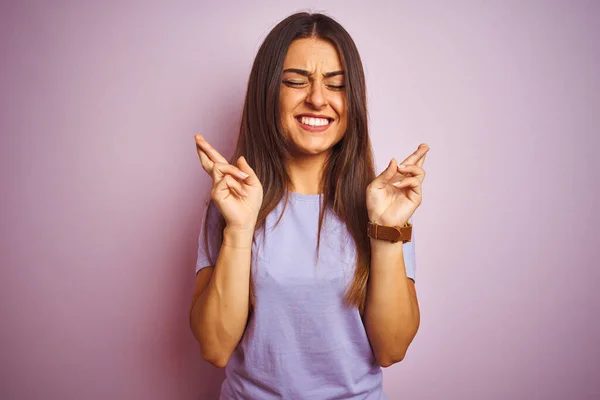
[[190, 227, 253, 366], [364, 239, 420, 367]]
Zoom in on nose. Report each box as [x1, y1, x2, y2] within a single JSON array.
[[306, 83, 327, 109]]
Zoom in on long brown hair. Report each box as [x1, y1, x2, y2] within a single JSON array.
[[203, 12, 376, 315]]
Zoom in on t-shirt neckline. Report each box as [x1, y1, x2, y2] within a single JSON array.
[[288, 191, 322, 203]]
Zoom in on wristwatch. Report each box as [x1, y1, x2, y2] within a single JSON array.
[[367, 221, 412, 243]]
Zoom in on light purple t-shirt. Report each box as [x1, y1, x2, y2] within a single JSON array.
[[196, 191, 416, 399]]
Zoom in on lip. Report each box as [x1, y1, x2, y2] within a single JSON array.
[[296, 113, 333, 119], [295, 113, 334, 133]]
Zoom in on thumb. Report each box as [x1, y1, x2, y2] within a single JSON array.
[[237, 156, 260, 186], [379, 158, 398, 182]]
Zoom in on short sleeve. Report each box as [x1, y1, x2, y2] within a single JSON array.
[[195, 201, 222, 275], [402, 216, 417, 281]]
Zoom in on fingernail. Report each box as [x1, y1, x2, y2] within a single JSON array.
[[240, 172, 249, 179], [398, 164, 406, 169], [393, 181, 403, 187]]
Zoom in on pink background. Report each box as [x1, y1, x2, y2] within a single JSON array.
[[1, 1, 599, 399]]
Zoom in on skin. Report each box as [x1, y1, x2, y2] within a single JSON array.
[[190, 36, 431, 368], [279, 38, 347, 195], [365, 148, 429, 366], [189, 147, 260, 368]]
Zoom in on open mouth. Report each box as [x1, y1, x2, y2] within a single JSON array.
[[295, 116, 334, 131]]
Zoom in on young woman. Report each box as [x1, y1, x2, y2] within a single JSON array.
[[189, 12, 429, 400]]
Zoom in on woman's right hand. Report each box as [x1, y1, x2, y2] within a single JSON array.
[[195, 134, 263, 232]]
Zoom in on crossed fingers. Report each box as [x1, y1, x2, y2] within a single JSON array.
[[195, 134, 251, 197], [395, 144, 429, 184]]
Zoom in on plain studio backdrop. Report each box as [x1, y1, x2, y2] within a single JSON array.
[[1, 1, 598, 399]]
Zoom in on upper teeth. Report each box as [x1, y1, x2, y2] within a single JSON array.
[[300, 117, 329, 126]]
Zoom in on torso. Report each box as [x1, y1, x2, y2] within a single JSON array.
[[219, 192, 386, 400]]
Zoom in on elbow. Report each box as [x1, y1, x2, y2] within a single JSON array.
[[190, 314, 232, 368], [197, 336, 232, 368], [376, 321, 420, 368], [200, 346, 231, 368], [376, 350, 407, 368], [376, 337, 414, 367], [204, 354, 229, 369]]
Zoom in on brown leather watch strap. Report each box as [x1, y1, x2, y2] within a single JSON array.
[[367, 221, 413, 243]]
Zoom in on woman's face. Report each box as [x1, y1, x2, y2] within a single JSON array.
[[279, 38, 347, 158]]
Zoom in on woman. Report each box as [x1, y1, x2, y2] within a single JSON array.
[[190, 12, 429, 400]]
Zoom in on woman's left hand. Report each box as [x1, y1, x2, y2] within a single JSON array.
[[366, 144, 430, 227]]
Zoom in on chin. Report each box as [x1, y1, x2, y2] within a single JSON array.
[[290, 136, 338, 157], [282, 122, 345, 157], [300, 148, 329, 156], [289, 146, 328, 158]]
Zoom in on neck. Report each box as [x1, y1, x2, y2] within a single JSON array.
[[286, 152, 329, 195]]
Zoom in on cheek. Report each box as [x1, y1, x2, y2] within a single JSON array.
[[280, 88, 303, 115], [333, 102, 347, 131], [330, 96, 346, 120], [279, 90, 290, 113]]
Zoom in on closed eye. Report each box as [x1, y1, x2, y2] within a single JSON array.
[[283, 80, 346, 92], [282, 80, 307, 87]]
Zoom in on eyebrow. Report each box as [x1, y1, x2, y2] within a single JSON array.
[[282, 68, 345, 78]]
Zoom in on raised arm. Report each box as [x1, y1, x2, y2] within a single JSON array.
[[189, 135, 263, 368]]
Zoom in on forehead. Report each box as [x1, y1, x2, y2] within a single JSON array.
[[283, 38, 342, 71]]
